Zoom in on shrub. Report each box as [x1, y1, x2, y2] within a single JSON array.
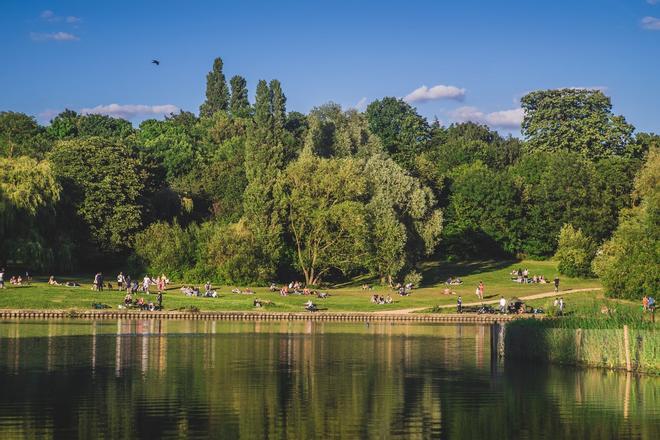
[[404, 270, 423, 288], [133, 220, 196, 279], [554, 224, 596, 278]]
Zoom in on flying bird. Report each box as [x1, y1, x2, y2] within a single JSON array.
[[151, 59, 160, 66]]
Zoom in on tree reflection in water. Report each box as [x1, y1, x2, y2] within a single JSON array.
[[0, 320, 657, 439]]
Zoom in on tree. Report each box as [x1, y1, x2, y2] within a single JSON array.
[[443, 161, 522, 257], [363, 155, 443, 283], [230, 75, 250, 117], [279, 154, 369, 285], [0, 156, 63, 270], [0, 112, 51, 158], [554, 224, 597, 278], [200, 57, 230, 117], [49, 137, 146, 251], [365, 97, 430, 170], [269, 79, 286, 133], [521, 89, 635, 159], [242, 80, 284, 280], [593, 147, 660, 299], [511, 151, 608, 256], [133, 220, 196, 279], [47, 109, 79, 139]]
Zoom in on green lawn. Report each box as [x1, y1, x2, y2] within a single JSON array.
[[0, 259, 605, 313]]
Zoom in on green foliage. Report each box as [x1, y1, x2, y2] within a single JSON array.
[[403, 270, 423, 288], [511, 151, 608, 256], [521, 89, 635, 159], [0, 156, 60, 215], [443, 161, 522, 256], [200, 57, 230, 117], [196, 220, 265, 284], [555, 224, 597, 278], [133, 220, 196, 279], [49, 137, 145, 251], [279, 154, 369, 285], [229, 75, 250, 117], [593, 148, 660, 299], [365, 97, 430, 170], [0, 112, 51, 158]]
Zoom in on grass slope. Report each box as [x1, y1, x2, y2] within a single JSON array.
[[0, 260, 605, 313]]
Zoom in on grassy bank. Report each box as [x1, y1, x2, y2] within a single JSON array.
[[0, 260, 601, 313], [505, 317, 659, 374]]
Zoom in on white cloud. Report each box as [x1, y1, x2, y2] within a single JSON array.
[[40, 10, 56, 21], [30, 32, 79, 41], [647, 1, 659, 5], [641, 16, 660, 30], [353, 97, 368, 111], [80, 104, 180, 120], [39, 10, 81, 23], [449, 106, 524, 129], [404, 84, 466, 103]]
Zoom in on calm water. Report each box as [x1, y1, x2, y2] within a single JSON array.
[[0, 320, 658, 439]]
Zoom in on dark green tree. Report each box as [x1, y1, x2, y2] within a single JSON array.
[[521, 89, 635, 159], [200, 57, 230, 117], [269, 79, 286, 133], [365, 97, 430, 170], [49, 137, 146, 251], [230, 75, 250, 117], [242, 80, 284, 280], [0, 112, 51, 158]]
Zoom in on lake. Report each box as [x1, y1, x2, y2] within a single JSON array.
[[0, 319, 658, 439]]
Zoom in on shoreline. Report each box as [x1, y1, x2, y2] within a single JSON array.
[[0, 308, 530, 323]]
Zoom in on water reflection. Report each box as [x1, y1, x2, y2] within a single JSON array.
[[0, 320, 657, 439]]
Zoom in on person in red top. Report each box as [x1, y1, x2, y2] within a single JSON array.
[[478, 281, 485, 300]]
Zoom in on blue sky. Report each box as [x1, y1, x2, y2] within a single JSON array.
[[1, 0, 658, 135]]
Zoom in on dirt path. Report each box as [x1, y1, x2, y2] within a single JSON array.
[[373, 287, 602, 315]]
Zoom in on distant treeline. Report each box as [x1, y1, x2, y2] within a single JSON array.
[[0, 57, 658, 298]]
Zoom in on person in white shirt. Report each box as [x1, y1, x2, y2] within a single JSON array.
[[499, 296, 506, 313]]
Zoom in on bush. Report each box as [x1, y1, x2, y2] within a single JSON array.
[[404, 270, 423, 288], [133, 220, 196, 279], [196, 220, 266, 285], [554, 224, 596, 277]]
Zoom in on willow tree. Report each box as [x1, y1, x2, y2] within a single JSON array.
[[279, 153, 369, 286]]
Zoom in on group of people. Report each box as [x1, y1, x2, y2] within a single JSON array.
[[552, 297, 566, 316], [371, 294, 393, 305], [445, 277, 463, 285], [181, 283, 219, 298], [121, 291, 163, 311], [0, 268, 30, 287], [510, 268, 550, 284]]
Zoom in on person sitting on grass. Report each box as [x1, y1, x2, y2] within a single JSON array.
[[124, 293, 132, 307], [317, 291, 329, 299], [280, 286, 289, 296], [385, 295, 393, 304], [304, 300, 317, 312], [48, 276, 60, 286]]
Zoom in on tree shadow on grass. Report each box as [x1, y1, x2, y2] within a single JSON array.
[[418, 259, 518, 288]]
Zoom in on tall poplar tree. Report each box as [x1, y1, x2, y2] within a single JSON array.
[[242, 80, 284, 279], [199, 57, 230, 117], [230, 75, 250, 117], [269, 79, 286, 133]]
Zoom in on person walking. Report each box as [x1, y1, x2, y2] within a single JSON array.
[[478, 281, 485, 300], [0, 268, 4, 289], [157, 291, 163, 310], [553, 276, 560, 293], [558, 297, 565, 316], [457, 296, 462, 314], [499, 296, 506, 313]]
